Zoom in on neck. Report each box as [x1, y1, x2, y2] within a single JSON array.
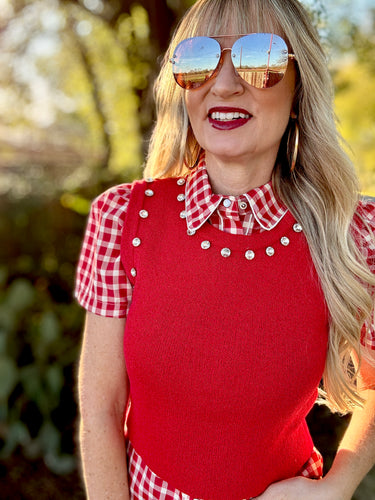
[[204, 152, 275, 196]]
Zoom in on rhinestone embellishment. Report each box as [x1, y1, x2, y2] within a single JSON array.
[[177, 193, 185, 202], [221, 248, 231, 258], [280, 237, 290, 246], [146, 178, 154, 183], [132, 237, 141, 247], [130, 268, 137, 277], [201, 241, 211, 250], [180, 211, 187, 219], [177, 178, 186, 186], [245, 250, 255, 260], [145, 189, 154, 197], [139, 210, 149, 219], [187, 228, 196, 236], [293, 223, 303, 233], [266, 246, 275, 256]]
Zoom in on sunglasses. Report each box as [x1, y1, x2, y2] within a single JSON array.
[[170, 33, 295, 90]]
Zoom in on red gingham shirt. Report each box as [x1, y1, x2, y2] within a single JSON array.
[[75, 156, 375, 499]]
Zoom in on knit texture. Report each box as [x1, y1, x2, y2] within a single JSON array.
[[121, 178, 329, 500]]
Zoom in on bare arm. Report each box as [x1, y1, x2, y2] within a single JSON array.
[[78, 311, 130, 500], [322, 354, 375, 499], [257, 354, 375, 500]]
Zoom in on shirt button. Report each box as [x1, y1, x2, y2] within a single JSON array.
[[239, 201, 248, 210], [293, 223, 303, 233], [177, 178, 186, 186], [145, 189, 154, 197], [223, 199, 231, 208], [132, 238, 141, 247], [201, 241, 211, 250], [221, 248, 231, 258], [266, 246, 275, 256], [177, 193, 185, 202], [139, 210, 149, 219], [245, 250, 255, 260]]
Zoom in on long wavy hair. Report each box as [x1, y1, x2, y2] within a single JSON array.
[[144, 0, 375, 413]]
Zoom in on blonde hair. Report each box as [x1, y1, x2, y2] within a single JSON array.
[[144, 0, 375, 413]]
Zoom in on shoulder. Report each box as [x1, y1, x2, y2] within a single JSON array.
[[90, 182, 140, 226]]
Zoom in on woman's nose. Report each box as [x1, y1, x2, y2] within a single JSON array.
[[210, 50, 244, 96]]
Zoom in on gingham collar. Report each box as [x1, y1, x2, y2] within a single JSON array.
[[185, 155, 288, 233]]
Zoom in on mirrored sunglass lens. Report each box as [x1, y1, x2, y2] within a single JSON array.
[[172, 37, 221, 89], [232, 33, 289, 88]]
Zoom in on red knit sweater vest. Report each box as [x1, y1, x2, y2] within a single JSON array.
[[121, 178, 329, 500]]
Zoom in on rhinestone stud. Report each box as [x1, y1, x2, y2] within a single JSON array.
[[280, 237, 290, 246], [293, 223, 303, 233], [145, 189, 154, 197], [130, 268, 137, 277], [132, 237, 141, 247], [201, 241, 211, 250], [187, 229, 196, 236], [139, 210, 149, 219], [245, 250, 255, 260], [177, 178, 186, 186], [266, 246, 275, 256], [177, 193, 185, 202], [146, 178, 154, 183], [180, 211, 187, 219], [221, 248, 231, 258]]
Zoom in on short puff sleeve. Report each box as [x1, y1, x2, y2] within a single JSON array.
[[75, 183, 133, 318], [352, 198, 375, 350]]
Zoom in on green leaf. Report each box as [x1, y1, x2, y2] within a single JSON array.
[[39, 310, 61, 344], [6, 279, 35, 312], [0, 356, 18, 401], [39, 421, 60, 454], [45, 364, 64, 396]]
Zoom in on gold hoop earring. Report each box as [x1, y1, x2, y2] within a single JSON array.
[[289, 120, 299, 172]]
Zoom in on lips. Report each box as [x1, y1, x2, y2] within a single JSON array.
[[208, 107, 252, 130]]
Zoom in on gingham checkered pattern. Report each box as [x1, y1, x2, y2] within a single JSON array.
[[127, 441, 323, 500], [185, 156, 288, 235], [75, 162, 375, 499], [75, 183, 133, 317], [75, 161, 375, 350]]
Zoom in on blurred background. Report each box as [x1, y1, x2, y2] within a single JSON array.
[[0, 0, 374, 498]]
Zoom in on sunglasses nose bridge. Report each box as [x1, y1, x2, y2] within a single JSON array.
[[216, 47, 239, 78]]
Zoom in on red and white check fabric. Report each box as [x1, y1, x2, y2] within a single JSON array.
[[74, 159, 288, 317], [75, 162, 375, 341], [127, 441, 323, 500], [185, 155, 288, 235], [75, 183, 133, 317], [75, 161, 375, 499]]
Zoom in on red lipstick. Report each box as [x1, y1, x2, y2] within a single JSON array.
[[208, 107, 252, 131]]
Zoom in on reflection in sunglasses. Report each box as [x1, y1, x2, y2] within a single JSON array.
[[171, 33, 295, 90]]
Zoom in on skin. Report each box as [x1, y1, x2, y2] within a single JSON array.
[[184, 33, 375, 500], [184, 35, 296, 195], [78, 33, 375, 500]]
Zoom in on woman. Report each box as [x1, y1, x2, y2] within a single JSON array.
[[75, 0, 375, 498]]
